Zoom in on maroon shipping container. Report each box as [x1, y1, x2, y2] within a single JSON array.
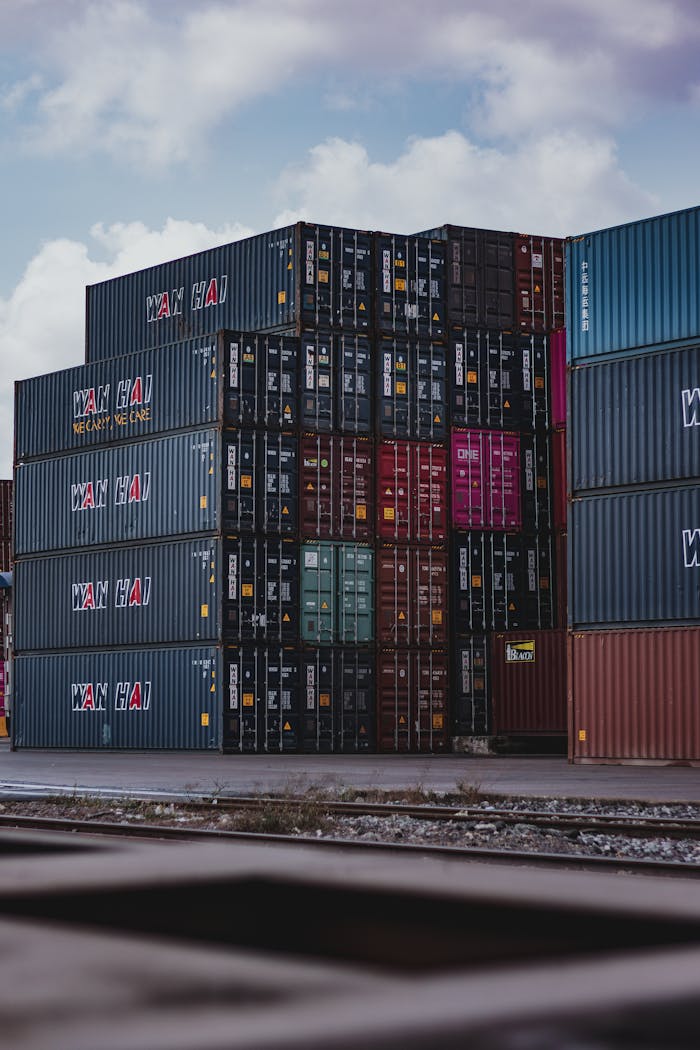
[[514, 235, 565, 333], [491, 630, 567, 735], [376, 441, 447, 543], [0, 540, 10, 572], [377, 648, 449, 752], [0, 481, 11, 540], [451, 429, 521, 530], [570, 628, 700, 763], [555, 531, 567, 629], [550, 329, 566, 428], [376, 546, 447, 646], [552, 428, 567, 530], [300, 435, 373, 540]]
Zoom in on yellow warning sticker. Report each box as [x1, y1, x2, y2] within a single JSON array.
[[395, 278, 406, 292], [283, 613, 290, 622], [535, 377, 544, 389], [384, 507, 395, 520], [278, 291, 286, 304], [467, 370, 478, 384], [320, 693, 331, 707], [319, 269, 329, 283], [385, 487, 393, 496], [508, 601, 516, 610], [201, 604, 209, 618], [243, 693, 254, 707], [200, 496, 207, 509], [399, 715, 406, 725], [534, 283, 541, 293], [432, 610, 443, 624], [209, 574, 215, 583], [210, 369, 216, 379], [504, 399, 510, 409], [396, 381, 407, 395], [319, 250, 329, 260], [210, 684, 216, 693], [321, 600, 329, 609], [398, 611, 406, 620], [282, 505, 289, 515], [242, 584, 253, 597], [356, 504, 367, 520], [241, 475, 252, 489], [472, 575, 482, 588], [434, 414, 440, 423], [432, 312, 440, 321], [359, 302, 366, 311], [578, 729, 587, 742], [537, 477, 547, 489], [432, 714, 444, 729], [283, 721, 292, 731], [307, 482, 315, 490], [209, 466, 213, 475], [201, 713, 210, 727]]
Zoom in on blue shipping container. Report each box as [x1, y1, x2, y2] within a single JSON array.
[[566, 205, 700, 361], [13, 646, 222, 749]]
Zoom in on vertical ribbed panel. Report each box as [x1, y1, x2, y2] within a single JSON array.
[[491, 630, 567, 734], [86, 226, 296, 360], [566, 206, 700, 361], [571, 628, 700, 761], [14, 429, 220, 555], [14, 646, 222, 749], [571, 486, 700, 627], [14, 538, 220, 651], [15, 338, 220, 461], [571, 343, 700, 490]]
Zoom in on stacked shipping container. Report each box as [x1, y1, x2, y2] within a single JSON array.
[[567, 205, 700, 762], [0, 479, 10, 736], [13, 219, 566, 752]]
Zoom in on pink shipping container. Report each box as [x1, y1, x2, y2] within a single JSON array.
[[570, 628, 700, 763], [552, 429, 567, 530], [550, 330, 566, 428], [451, 429, 521, 530], [491, 630, 567, 734]]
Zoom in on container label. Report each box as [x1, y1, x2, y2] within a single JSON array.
[[681, 387, 700, 427], [580, 260, 590, 333], [305, 550, 319, 568], [505, 640, 535, 663], [682, 528, 700, 567]]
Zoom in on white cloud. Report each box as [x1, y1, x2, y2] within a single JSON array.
[[0, 218, 253, 477], [274, 131, 658, 237]]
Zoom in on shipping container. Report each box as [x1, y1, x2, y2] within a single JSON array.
[[221, 330, 298, 428], [376, 337, 447, 440], [300, 648, 375, 753], [14, 429, 220, 556], [451, 531, 554, 633], [222, 538, 298, 643], [451, 429, 521, 530], [571, 485, 700, 627], [300, 435, 373, 540], [570, 627, 700, 762], [550, 329, 567, 428], [571, 343, 700, 491], [85, 222, 372, 360], [223, 645, 299, 753], [452, 635, 490, 735], [555, 530, 567, 629], [0, 480, 11, 538], [566, 205, 700, 362], [300, 542, 374, 644], [374, 234, 446, 340], [376, 545, 448, 646], [14, 537, 220, 652], [450, 328, 549, 430], [13, 646, 221, 749], [514, 234, 565, 333], [377, 648, 449, 752], [0, 540, 10, 572], [415, 225, 515, 329], [491, 630, 567, 734], [376, 440, 447, 543], [300, 331, 372, 433], [552, 428, 567, 530], [222, 430, 297, 535]]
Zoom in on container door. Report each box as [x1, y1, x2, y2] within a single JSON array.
[[377, 441, 411, 540], [337, 334, 371, 433], [300, 542, 334, 643], [338, 544, 374, 643], [222, 432, 256, 532], [338, 649, 375, 752], [301, 649, 335, 753], [338, 437, 373, 540], [262, 647, 299, 753], [451, 430, 485, 529], [451, 534, 488, 633], [453, 637, 490, 736], [260, 432, 297, 535], [301, 332, 333, 431], [413, 443, 447, 542]]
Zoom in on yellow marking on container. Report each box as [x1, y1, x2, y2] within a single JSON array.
[[504, 399, 510, 408], [359, 302, 366, 310], [283, 613, 290, 622], [243, 693, 254, 707], [242, 584, 253, 597], [432, 714, 444, 729], [432, 610, 443, 624], [384, 507, 395, 520], [201, 713, 210, 727], [399, 715, 406, 725], [467, 370, 478, 384], [434, 414, 440, 423], [356, 504, 367, 520], [432, 312, 440, 321], [578, 729, 587, 742], [241, 475, 252, 489], [200, 496, 207, 509], [321, 600, 329, 609], [201, 604, 209, 618], [210, 370, 216, 378], [535, 376, 544, 388], [394, 278, 406, 292], [209, 466, 213, 475], [396, 381, 407, 395], [283, 721, 292, 731], [508, 602, 515, 610], [320, 693, 331, 707], [398, 611, 406, 621], [209, 574, 215, 583], [278, 290, 286, 303], [210, 684, 216, 693], [472, 575, 482, 588]]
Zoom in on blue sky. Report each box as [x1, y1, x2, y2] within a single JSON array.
[[1, 0, 700, 475]]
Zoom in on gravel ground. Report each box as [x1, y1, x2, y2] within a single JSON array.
[[2, 794, 700, 866]]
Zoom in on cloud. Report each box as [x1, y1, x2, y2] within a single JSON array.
[[0, 218, 253, 477], [274, 131, 658, 237]]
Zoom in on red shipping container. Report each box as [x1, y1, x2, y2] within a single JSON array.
[[377, 648, 449, 752], [300, 435, 373, 540], [555, 530, 567, 629], [570, 628, 700, 763], [550, 329, 566, 428], [0, 540, 10, 572], [451, 429, 521, 530], [552, 428, 567, 530], [376, 546, 447, 646], [515, 235, 565, 333], [376, 441, 447, 543], [0, 481, 11, 541], [491, 630, 567, 734]]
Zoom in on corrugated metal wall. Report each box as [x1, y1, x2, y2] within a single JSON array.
[[491, 630, 567, 734]]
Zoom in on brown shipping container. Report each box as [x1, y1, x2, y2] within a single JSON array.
[[300, 435, 373, 540], [0, 481, 11, 539], [376, 546, 447, 646], [555, 530, 567, 629], [0, 540, 11, 572], [377, 649, 449, 752], [376, 441, 447, 543], [552, 428, 567, 531], [491, 630, 567, 735], [570, 628, 700, 763], [514, 235, 564, 333]]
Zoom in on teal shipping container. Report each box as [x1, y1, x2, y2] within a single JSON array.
[[300, 541, 374, 644]]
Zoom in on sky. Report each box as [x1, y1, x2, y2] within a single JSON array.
[[1, 0, 700, 476]]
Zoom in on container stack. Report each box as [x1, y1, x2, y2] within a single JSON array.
[[567, 205, 700, 763], [0, 480, 11, 573], [0, 479, 11, 736], [420, 225, 567, 744]]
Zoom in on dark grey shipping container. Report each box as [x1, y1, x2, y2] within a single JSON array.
[[14, 537, 220, 652], [453, 635, 490, 736], [223, 646, 299, 753], [300, 648, 375, 753], [571, 485, 700, 627], [374, 234, 446, 340], [571, 343, 700, 491], [13, 646, 221, 749], [86, 223, 372, 361], [223, 537, 298, 643], [300, 332, 372, 433], [220, 330, 298, 428], [450, 328, 549, 430], [377, 337, 447, 440], [14, 429, 220, 556], [222, 430, 297, 535]]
